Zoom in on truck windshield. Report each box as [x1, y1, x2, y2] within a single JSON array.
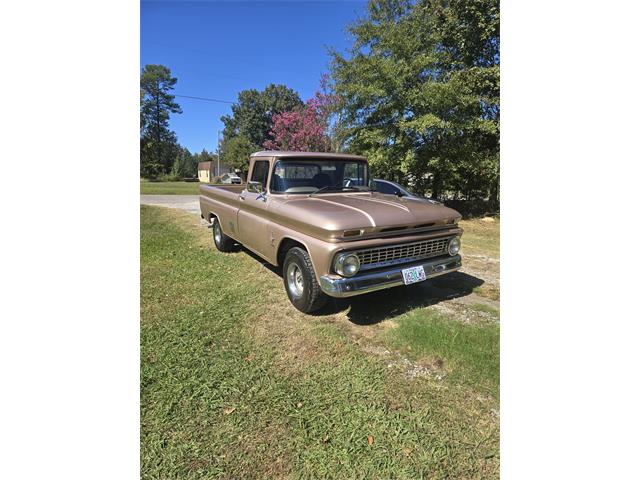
[[269, 159, 373, 194]]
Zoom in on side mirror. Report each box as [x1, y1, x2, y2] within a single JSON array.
[[247, 181, 265, 194]]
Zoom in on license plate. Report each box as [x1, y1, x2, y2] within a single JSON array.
[[402, 265, 427, 285]]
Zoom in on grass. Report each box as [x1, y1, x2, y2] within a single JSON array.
[[140, 180, 201, 195], [457, 217, 500, 301], [470, 303, 500, 318], [458, 218, 500, 258], [141, 206, 499, 479], [472, 284, 500, 301], [383, 309, 499, 395]]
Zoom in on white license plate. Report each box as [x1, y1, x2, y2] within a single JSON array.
[[401, 265, 427, 285]]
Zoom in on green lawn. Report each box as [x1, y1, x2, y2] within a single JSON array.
[[458, 218, 500, 258], [140, 181, 201, 195], [384, 309, 499, 395], [141, 206, 499, 479]]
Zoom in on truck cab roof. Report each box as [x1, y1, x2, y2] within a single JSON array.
[[250, 150, 367, 162]]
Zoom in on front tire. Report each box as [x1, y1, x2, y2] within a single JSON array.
[[212, 217, 235, 252], [283, 247, 327, 313]]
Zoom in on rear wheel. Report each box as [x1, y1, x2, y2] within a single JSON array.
[[283, 247, 327, 313], [212, 217, 235, 252]]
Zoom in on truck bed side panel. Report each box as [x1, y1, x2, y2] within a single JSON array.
[[199, 184, 245, 241]]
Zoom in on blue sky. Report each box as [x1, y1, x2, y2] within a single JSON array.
[[141, 1, 367, 153]]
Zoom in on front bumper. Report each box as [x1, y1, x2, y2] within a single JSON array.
[[319, 255, 462, 298]]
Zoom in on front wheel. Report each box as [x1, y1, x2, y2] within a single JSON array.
[[283, 247, 327, 313], [212, 217, 235, 252]]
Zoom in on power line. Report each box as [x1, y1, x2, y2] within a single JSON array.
[[174, 94, 234, 104]]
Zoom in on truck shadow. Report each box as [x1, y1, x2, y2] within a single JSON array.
[[322, 271, 485, 325], [240, 246, 484, 326]]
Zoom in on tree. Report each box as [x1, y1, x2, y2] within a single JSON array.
[[140, 65, 182, 177], [195, 148, 215, 164], [220, 84, 303, 171], [263, 96, 332, 152], [170, 147, 198, 178], [317, 74, 349, 152], [330, 0, 499, 205], [222, 135, 257, 174], [261, 75, 347, 152]]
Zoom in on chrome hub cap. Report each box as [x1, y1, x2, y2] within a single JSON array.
[[286, 263, 304, 298]]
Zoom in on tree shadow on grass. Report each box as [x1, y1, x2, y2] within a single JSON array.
[[239, 246, 484, 325]]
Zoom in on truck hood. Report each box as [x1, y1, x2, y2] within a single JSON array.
[[271, 192, 461, 240]]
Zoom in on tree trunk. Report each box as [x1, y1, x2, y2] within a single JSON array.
[[431, 173, 440, 200], [489, 182, 499, 210], [155, 92, 162, 172]]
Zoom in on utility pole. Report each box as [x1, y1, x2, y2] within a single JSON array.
[[216, 129, 221, 177]]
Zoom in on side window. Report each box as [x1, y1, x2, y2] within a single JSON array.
[[343, 162, 366, 186], [251, 161, 269, 190], [376, 181, 397, 195]]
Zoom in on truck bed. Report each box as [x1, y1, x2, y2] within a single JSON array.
[[200, 183, 245, 196], [199, 183, 246, 234]]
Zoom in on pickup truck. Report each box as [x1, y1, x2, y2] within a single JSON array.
[[200, 151, 463, 313]]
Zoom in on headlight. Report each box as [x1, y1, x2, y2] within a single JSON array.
[[333, 252, 360, 277], [448, 237, 461, 256]]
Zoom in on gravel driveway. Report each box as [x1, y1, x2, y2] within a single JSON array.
[[140, 195, 200, 215]]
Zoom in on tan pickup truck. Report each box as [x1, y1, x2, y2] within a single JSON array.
[[200, 151, 463, 313]]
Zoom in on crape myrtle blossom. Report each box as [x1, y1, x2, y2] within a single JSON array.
[[264, 78, 338, 152]]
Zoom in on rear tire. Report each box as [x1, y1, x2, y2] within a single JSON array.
[[283, 247, 327, 313], [212, 217, 235, 252]]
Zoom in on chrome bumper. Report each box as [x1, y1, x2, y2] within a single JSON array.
[[319, 255, 462, 298]]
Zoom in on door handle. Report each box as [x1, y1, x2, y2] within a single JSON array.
[[239, 195, 246, 201]]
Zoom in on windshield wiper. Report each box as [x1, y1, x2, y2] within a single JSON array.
[[309, 186, 359, 197]]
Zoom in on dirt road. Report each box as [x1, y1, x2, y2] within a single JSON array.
[[140, 195, 199, 215]]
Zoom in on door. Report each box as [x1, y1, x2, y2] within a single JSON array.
[[237, 159, 272, 258]]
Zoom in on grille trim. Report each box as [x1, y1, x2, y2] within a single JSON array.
[[353, 237, 453, 271]]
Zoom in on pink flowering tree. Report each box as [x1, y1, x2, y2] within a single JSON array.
[[264, 75, 340, 152]]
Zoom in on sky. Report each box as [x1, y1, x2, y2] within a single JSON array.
[[141, 1, 367, 153]]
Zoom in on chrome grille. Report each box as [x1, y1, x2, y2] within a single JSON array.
[[356, 237, 450, 270]]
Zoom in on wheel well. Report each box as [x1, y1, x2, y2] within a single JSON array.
[[208, 212, 217, 223], [277, 238, 306, 266]]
